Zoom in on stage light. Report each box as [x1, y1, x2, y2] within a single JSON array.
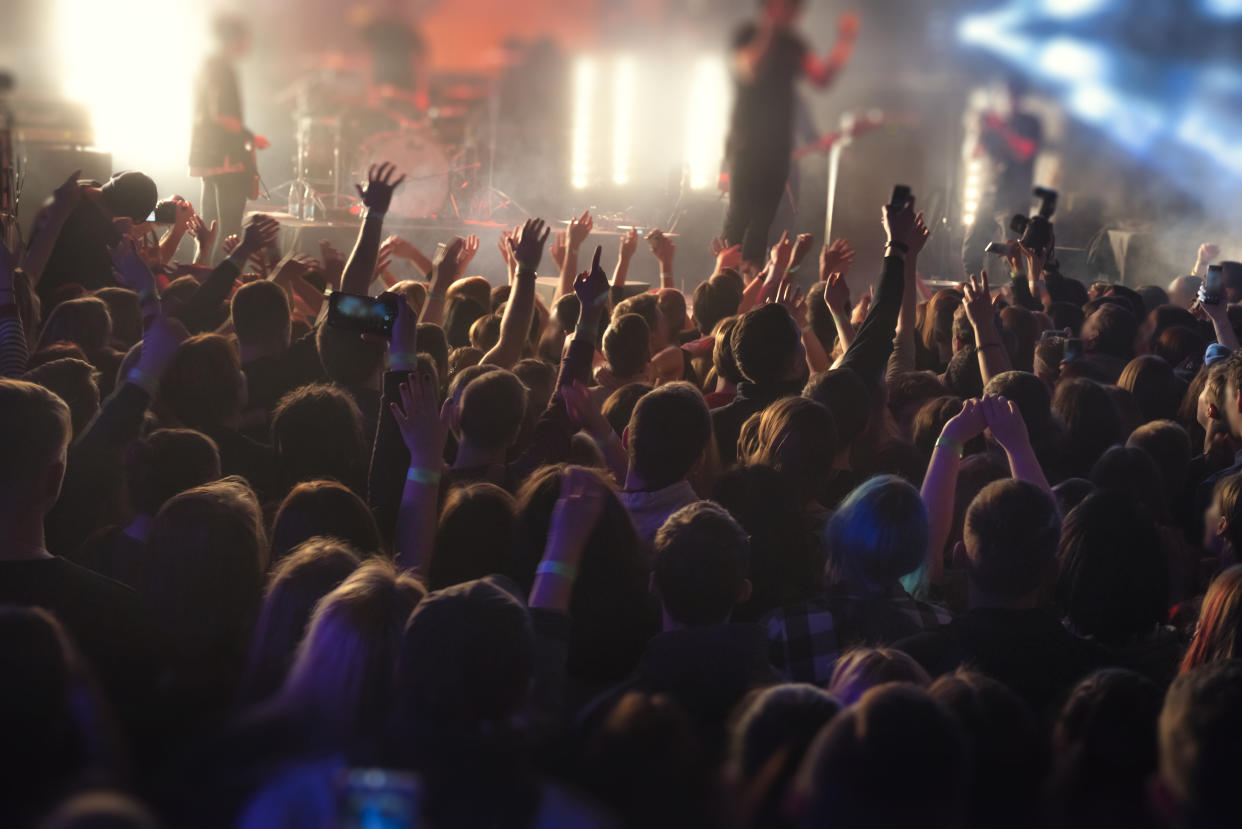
[[56, 0, 206, 170], [571, 57, 595, 190], [685, 56, 730, 190], [1037, 38, 1109, 83], [1203, 0, 1242, 19], [612, 57, 635, 186], [1042, 0, 1111, 19]]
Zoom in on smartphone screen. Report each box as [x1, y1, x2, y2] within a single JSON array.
[[1205, 265, 1224, 302], [890, 184, 912, 208], [1064, 337, 1083, 362], [327, 292, 399, 338], [338, 769, 420, 829]]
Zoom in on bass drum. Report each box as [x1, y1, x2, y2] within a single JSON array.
[[356, 129, 450, 219]]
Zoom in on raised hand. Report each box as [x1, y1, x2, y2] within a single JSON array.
[[790, 233, 815, 269], [457, 234, 480, 273], [769, 230, 794, 273], [390, 367, 452, 469], [109, 236, 158, 298], [962, 270, 994, 330], [355, 162, 406, 214], [574, 245, 610, 315], [237, 214, 280, 259], [882, 196, 917, 250], [388, 292, 419, 371], [647, 228, 676, 271], [567, 210, 594, 250], [819, 238, 855, 279], [561, 380, 612, 440], [776, 277, 807, 329], [173, 197, 195, 227], [550, 230, 568, 271], [433, 237, 466, 285], [909, 211, 930, 255], [507, 217, 552, 271], [221, 234, 241, 256], [823, 271, 851, 316], [134, 313, 190, 380], [981, 395, 1030, 454], [715, 242, 743, 272], [547, 465, 608, 550], [1197, 243, 1222, 270], [186, 214, 217, 249], [618, 227, 639, 263], [939, 397, 986, 447], [850, 285, 873, 326]]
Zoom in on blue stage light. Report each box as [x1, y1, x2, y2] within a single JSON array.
[[1202, 0, 1242, 20], [1042, 0, 1112, 19], [1037, 37, 1110, 83]]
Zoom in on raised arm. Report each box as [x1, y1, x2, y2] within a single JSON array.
[[529, 467, 605, 612], [803, 12, 860, 87], [21, 170, 82, 286], [982, 395, 1050, 492], [186, 214, 218, 266], [172, 214, 279, 333], [391, 368, 452, 575], [611, 227, 639, 308], [341, 162, 405, 296], [889, 213, 929, 379], [648, 228, 676, 291], [483, 218, 550, 368], [157, 199, 194, 265], [556, 210, 592, 301], [920, 399, 986, 587], [417, 238, 464, 329], [757, 231, 793, 306], [1199, 293, 1241, 352], [1192, 242, 1221, 279], [962, 270, 1011, 386]]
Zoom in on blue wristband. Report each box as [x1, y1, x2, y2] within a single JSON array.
[[406, 466, 442, 486], [536, 560, 578, 581]]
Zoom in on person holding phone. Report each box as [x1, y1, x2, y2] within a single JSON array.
[[723, 0, 860, 269]]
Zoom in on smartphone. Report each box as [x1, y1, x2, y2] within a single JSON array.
[[1204, 265, 1224, 305], [327, 291, 399, 338], [890, 184, 912, 209], [338, 769, 420, 829], [984, 242, 1011, 256], [150, 199, 178, 224], [1064, 337, 1084, 362]]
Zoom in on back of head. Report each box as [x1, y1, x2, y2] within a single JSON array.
[[603, 382, 653, 438], [945, 345, 984, 398], [1058, 491, 1168, 647], [469, 313, 502, 352], [1085, 302, 1138, 362], [94, 287, 143, 349], [272, 383, 367, 494], [243, 537, 361, 704], [653, 501, 750, 626], [416, 323, 449, 385], [270, 479, 383, 563], [742, 396, 837, 505], [1159, 659, 1242, 829], [627, 382, 711, 489], [657, 288, 687, 335], [964, 479, 1060, 600], [1118, 354, 1181, 422], [1137, 285, 1170, 314], [930, 669, 1045, 828], [231, 280, 291, 347], [447, 275, 491, 310], [711, 316, 743, 385], [443, 296, 486, 348], [795, 684, 968, 829], [397, 575, 534, 725], [0, 379, 71, 513], [887, 370, 949, 427], [37, 296, 112, 355], [22, 357, 100, 436], [731, 303, 800, 385], [803, 367, 870, 446], [827, 646, 931, 706], [145, 478, 267, 654], [458, 369, 528, 452], [512, 358, 556, 415], [1180, 565, 1242, 674], [603, 313, 651, 379], [1088, 444, 1168, 520], [159, 333, 243, 430], [1053, 378, 1122, 476], [281, 558, 423, 733], [1127, 419, 1191, 500], [99, 170, 157, 223], [1048, 300, 1085, 335], [1153, 325, 1204, 374], [1000, 304, 1038, 372], [984, 370, 1053, 436], [316, 322, 386, 390], [614, 292, 665, 349], [826, 475, 927, 594], [124, 428, 221, 516], [693, 280, 736, 338], [431, 483, 516, 590]]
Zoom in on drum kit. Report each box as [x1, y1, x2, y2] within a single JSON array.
[[277, 57, 499, 223]]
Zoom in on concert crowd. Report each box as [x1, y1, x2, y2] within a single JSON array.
[[5, 10, 1242, 829]]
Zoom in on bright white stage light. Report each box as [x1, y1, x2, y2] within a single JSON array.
[[1037, 37, 1109, 83], [611, 57, 635, 186], [57, 0, 206, 170], [1202, 0, 1242, 19], [685, 56, 729, 190], [571, 57, 595, 190], [1042, 0, 1111, 19]]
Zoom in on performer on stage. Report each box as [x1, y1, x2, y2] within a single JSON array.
[[723, 0, 859, 269], [189, 14, 268, 261], [354, 1, 431, 117], [962, 75, 1043, 275]]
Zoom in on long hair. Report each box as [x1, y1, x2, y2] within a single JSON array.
[[1180, 564, 1242, 674], [825, 475, 928, 595]]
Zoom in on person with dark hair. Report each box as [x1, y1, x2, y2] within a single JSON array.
[[1049, 668, 1163, 829], [602, 382, 653, 440], [618, 383, 713, 551], [22, 357, 100, 437], [898, 479, 1105, 715], [231, 281, 325, 428], [269, 480, 384, 564], [429, 482, 515, 590], [190, 14, 267, 257], [767, 475, 950, 685], [793, 684, 969, 829], [1057, 491, 1180, 685], [446, 369, 529, 488], [314, 323, 386, 444], [599, 313, 652, 397], [692, 279, 739, 342], [1081, 303, 1139, 383], [443, 296, 487, 349], [271, 383, 368, 496], [1155, 660, 1242, 829], [1152, 325, 1205, 377], [588, 501, 774, 765], [726, 684, 840, 829], [1051, 377, 1123, 481], [703, 316, 742, 409], [803, 366, 873, 505], [1119, 355, 1182, 423], [827, 645, 931, 705], [94, 286, 143, 350], [741, 395, 837, 532]]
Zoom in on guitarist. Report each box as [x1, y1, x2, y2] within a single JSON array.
[[189, 14, 268, 262]]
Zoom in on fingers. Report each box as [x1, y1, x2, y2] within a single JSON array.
[[591, 244, 602, 272]]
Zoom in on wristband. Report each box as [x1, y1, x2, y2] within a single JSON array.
[[406, 466, 441, 486], [389, 351, 419, 366], [515, 264, 538, 278], [536, 560, 578, 581], [574, 323, 598, 337], [934, 437, 963, 457], [886, 241, 910, 253], [364, 209, 386, 220], [127, 367, 159, 396], [786, 264, 801, 276]]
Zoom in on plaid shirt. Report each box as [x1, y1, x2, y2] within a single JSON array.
[[764, 585, 953, 686]]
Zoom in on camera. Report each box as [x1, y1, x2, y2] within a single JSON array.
[[984, 242, 1011, 256], [151, 199, 180, 224], [1009, 186, 1057, 255]]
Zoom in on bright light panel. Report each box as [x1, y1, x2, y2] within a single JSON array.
[[57, 0, 206, 170], [685, 56, 729, 190], [571, 57, 595, 189], [1042, 0, 1111, 19], [611, 57, 635, 186], [1202, 0, 1242, 18], [1037, 37, 1109, 83]]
